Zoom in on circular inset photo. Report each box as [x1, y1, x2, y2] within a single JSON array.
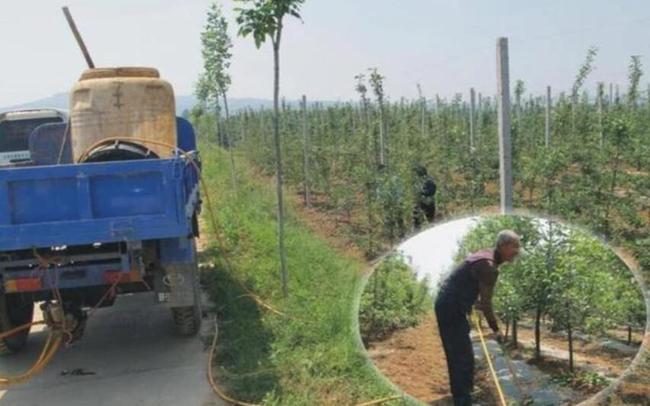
[[357, 214, 647, 405]]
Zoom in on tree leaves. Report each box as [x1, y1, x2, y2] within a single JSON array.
[[197, 3, 233, 110], [456, 215, 644, 337], [234, 0, 305, 48]]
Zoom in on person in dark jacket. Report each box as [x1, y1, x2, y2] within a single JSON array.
[[434, 230, 521, 405], [413, 164, 437, 230]]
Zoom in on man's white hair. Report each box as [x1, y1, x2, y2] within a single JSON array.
[[495, 229, 521, 248]]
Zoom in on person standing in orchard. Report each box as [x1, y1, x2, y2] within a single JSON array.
[[412, 164, 437, 230], [434, 230, 521, 406]]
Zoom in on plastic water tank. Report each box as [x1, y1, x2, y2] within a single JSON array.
[[69, 67, 177, 162]]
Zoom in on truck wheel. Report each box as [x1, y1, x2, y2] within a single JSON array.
[[171, 305, 201, 336], [170, 238, 202, 337], [171, 271, 201, 336], [0, 294, 34, 355]]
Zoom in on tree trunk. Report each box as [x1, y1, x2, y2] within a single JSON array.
[[301, 95, 310, 207], [535, 306, 542, 360], [512, 318, 518, 348], [215, 107, 223, 146], [504, 319, 510, 341], [604, 147, 621, 238], [628, 325, 632, 346], [469, 88, 475, 151], [239, 116, 246, 147], [598, 86, 604, 149], [272, 29, 288, 298], [221, 92, 237, 190], [568, 321, 574, 372], [420, 96, 426, 140], [571, 101, 576, 139], [378, 101, 386, 168], [366, 186, 375, 257]]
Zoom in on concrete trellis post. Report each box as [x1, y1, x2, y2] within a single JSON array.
[[301, 95, 310, 206], [609, 83, 614, 105], [469, 88, 476, 152], [545, 86, 552, 147], [598, 84, 604, 149], [497, 37, 513, 214]]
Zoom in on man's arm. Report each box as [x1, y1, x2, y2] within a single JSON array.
[[473, 261, 500, 333]]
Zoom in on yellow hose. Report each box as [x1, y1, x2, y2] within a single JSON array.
[[0, 330, 63, 386], [354, 396, 403, 406], [0, 199, 134, 386], [472, 312, 507, 406], [0, 321, 45, 341]]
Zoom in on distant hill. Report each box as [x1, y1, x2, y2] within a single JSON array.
[[1, 93, 343, 115], [0, 93, 71, 113]]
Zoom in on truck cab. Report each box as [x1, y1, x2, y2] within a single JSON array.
[[0, 109, 67, 166]]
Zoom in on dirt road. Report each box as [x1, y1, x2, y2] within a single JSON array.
[[0, 293, 224, 406]]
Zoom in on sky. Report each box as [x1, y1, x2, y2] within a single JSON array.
[[398, 216, 479, 292], [2, 0, 650, 107]]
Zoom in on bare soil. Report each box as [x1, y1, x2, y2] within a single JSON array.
[[365, 313, 500, 405]]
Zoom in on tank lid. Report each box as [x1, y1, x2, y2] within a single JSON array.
[[79, 67, 160, 81]]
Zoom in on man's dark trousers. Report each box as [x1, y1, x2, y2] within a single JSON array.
[[435, 297, 474, 406]]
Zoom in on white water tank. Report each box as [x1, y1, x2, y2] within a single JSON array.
[[69, 67, 177, 162]]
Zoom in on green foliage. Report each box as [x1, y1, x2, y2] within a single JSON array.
[[197, 2, 233, 109], [224, 47, 648, 258], [198, 141, 402, 405], [572, 47, 598, 102], [456, 215, 645, 346], [454, 215, 541, 325], [358, 254, 432, 341], [550, 370, 609, 392], [627, 55, 643, 107], [235, 0, 305, 48], [368, 68, 386, 103], [193, 43, 649, 398]]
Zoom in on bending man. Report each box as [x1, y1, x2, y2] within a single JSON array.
[[434, 229, 521, 405]]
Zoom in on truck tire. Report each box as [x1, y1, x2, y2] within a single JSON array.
[[171, 305, 201, 336], [0, 293, 34, 355], [171, 271, 201, 336], [170, 239, 202, 337]]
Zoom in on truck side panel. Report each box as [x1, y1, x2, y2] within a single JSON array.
[[0, 158, 194, 251]]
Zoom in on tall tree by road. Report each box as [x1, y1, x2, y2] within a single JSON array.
[[196, 2, 236, 187], [235, 0, 305, 298]]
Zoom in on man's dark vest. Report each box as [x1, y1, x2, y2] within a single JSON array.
[[437, 249, 496, 316]]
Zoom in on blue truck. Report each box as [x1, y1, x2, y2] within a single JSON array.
[[0, 113, 203, 354]]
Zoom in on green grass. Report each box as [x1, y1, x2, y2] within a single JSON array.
[[198, 142, 420, 405]]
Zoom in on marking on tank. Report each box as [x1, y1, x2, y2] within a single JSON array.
[[112, 82, 124, 109]]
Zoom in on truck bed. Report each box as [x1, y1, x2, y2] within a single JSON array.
[[0, 157, 199, 251]]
